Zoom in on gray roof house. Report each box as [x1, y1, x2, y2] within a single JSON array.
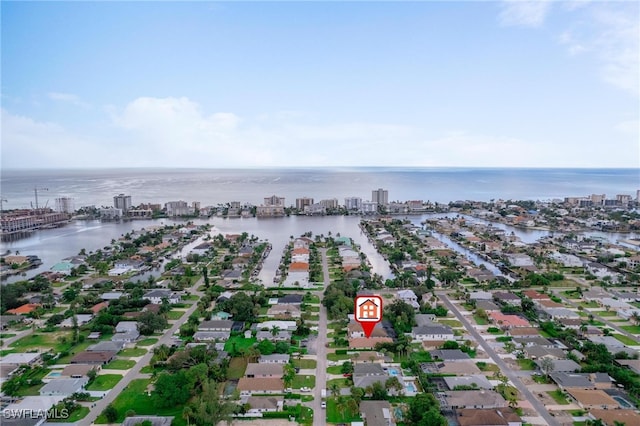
[[353, 363, 388, 389], [411, 325, 455, 342], [122, 417, 174, 426], [359, 400, 394, 426], [259, 354, 290, 364], [40, 377, 89, 397], [115, 321, 138, 333], [112, 329, 140, 343], [198, 320, 234, 331]]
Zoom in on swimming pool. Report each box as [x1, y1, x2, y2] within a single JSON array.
[[47, 372, 62, 377], [405, 382, 417, 392], [612, 396, 634, 409], [388, 368, 399, 376]]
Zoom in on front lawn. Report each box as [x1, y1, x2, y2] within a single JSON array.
[[516, 359, 537, 371], [438, 319, 462, 328], [293, 359, 317, 369], [547, 390, 570, 405], [87, 374, 123, 391], [137, 338, 158, 346], [612, 334, 638, 346], [476, 362, 499, 372], [49, 407, 90, 423], [167, 310, 185, 320], [326, 378, 351, 388], [327, 353, 351, 361], [327, 366, 343, 375], [473, 315, 488, 325], [224, 335, 257, 353], [326, 397, 362, 423], [292, 374, 316, 389], [594, 311, 618, 317], [94, 379, 185, 425], [119, 348, 147, 357], [105, 359, 136, 370], [620, 325, 640, 334], [227, 357, 248, 380]]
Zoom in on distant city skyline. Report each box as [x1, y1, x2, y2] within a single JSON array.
[[2, 1, 638, 169]]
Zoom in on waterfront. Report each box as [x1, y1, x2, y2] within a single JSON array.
[[1, 215, 394, 284], [2, 168, 638, 209]]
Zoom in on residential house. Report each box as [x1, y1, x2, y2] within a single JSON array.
[[88, 341, 123, 352], [411, 325, 454, 342], [143, 289, 181, 304], [256, 330, 292, 342], [429, 349, 471, 362], [469, 291, 493, 301], [236, 377, 284, 396], [245, 363, 284, 378], [493, 292, 522, 307], [2, 353, 42, 366], [535, 359, 580, 373], [60, 314, 93, 328], [39, 378, 89, 397], [6, 303, 41, 315], [359, 401, 394, 426], [353, 363, 389, 389], [198, 320, 234, 332], [441, 390, 507, 409], [267, 304, 301, 319], [277, 294, 304, 305], [70, 351, 116, 365], [397, 289, 420, 309], [456, 408, 522, 426], [258, 354, 290, 364], [566, 389, 619, 410], [100, 292, 124, 301], [193, 331, 231, 342], [443, 375, 493, 390], [489, 312, 531, 329], [61, 364, 97, 379], [526, 346, 567, 360], [245, 396, 284, 415]]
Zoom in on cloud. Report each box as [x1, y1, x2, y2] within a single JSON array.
[[3, 96, 638, 169], [499, 0, 552, 28], [48, 92, 91, 108]]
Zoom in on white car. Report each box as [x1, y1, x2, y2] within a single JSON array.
[[321, 401, 326, 409]]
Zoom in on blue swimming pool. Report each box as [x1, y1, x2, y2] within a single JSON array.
[[48, 372, 62, 377], [613, 396, 634, 409], [405, 382, 417, 392], [388, 368, 399, 376]]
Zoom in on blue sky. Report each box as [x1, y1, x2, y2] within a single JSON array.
[[2, 1, 638, 168]]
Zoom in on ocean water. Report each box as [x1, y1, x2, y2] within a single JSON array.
[[1, 167, 638, 209]]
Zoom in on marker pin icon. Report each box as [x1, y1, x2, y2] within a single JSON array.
[[355, 295, 383, 338]]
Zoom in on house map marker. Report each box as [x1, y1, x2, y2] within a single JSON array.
[[355, 295, 383, 338]]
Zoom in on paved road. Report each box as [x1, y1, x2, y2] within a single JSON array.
[[80, 282, 204, 426], [311, 248, 330, 426], [437, 292, 560, 426], [553, 291, 640, 345]]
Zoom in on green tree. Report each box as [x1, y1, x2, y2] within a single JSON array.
[[407, 393, 447, 425], [103, 404, 118, 423], [138, 310, 169, 335], [152, 371, 194, 408]]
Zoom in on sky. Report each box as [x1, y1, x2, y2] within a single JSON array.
[[1, 0, 639, 169]]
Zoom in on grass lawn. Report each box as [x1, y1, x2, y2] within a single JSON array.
[[94, 379, 185, 425], [0, 333, 16, 338], [87, 374, 123, 391], [105, 359, 136, 370], [292, 374, 316, 389], [612, 334, 639, 346], [57, 406, 90, 422], [9, 333, 62, 351], [593, 311, 618, 317], [547, 390, 570, 405], [119, 348, 147, 357], [304, 295, 320, 304], [293, 359, 317, 369], [327, 353, 351, 361], [516, 359, 537, 371], [227, 357, 248, 380], [140, 365, 154, 374], [532, 374, 552, 384], [327, 366, 343, 375], [137, 338, 158, 346], [438, 319, 463, 328], [224, 335, 257, 353], [621, 325, 640, 334], [497, 384, 519, 401], [56, 340, 94, 364], [326, 378, 351, 388], [580, 301, 599, 308], [167, 310, 185, 320], [473, 315, 488, 325], [326, 398, 362, 423]]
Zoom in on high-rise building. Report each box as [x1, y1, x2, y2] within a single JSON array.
[[296, 197, 314, 211], [264, 195, 285, 206], [344, 197, 362, 211], [113, 194, 132, 213], [320, 198, 339, 209], [371, 188, 388, 206], [165, 201, 190, 216], [55, 197, 74, 214]]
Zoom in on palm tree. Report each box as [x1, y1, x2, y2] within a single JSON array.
[[540, 357, 555, 378], [330, 382, 340, 397], [270, 325, 281, 337], [631, 312, 640, 326], [182, 406, 193, 426]]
